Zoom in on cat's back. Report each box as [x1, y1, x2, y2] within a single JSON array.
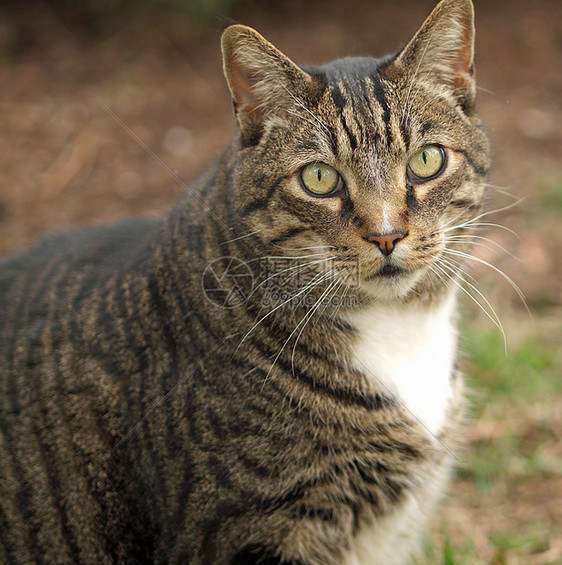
[[0, 216, 162, 403], [0, 218, 159, 326], [0, 216, 159, 283]]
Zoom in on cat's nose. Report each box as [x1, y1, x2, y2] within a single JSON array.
[[365, 231, 406, 256]]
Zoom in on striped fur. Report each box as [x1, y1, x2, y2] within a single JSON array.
[[0, 1, 489, 563]]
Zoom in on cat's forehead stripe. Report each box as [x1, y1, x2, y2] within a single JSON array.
[[332, 82, 364, 157], [323, 76, 410, 183]]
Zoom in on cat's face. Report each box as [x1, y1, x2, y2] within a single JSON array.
[[223, 0, 489, 303]]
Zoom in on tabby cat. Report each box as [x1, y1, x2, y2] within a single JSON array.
[[0, 0, 490, 563]]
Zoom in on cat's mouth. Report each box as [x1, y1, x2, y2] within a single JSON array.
[[365, 263, 406, 280], [358, 261, 425, 301]]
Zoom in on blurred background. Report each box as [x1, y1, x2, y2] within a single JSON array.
[[0, 0, 560, 562]]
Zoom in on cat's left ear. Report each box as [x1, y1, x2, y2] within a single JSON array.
[[388, 0, 476, 111], [221, 25, 313, 145]]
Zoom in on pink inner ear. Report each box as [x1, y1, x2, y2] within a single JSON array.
[[225, 55, 268, 143], [451, 24, 474, 89], [230, 68, 257, 107], [227, 54, 265, 125]]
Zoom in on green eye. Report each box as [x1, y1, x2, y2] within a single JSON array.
[[408, 145, 445, 180], [301, 163, 341, 195]]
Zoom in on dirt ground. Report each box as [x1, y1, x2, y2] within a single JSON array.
[[0, 0, 561, 562]]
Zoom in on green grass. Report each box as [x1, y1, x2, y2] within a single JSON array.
[[489, 526, 550, 554], [417, 535, 480, 565], [461, 320, 560, 409], [537, 172, 562, 215]]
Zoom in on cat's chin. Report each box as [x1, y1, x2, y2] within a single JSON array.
[[358, 268, 425, 302]]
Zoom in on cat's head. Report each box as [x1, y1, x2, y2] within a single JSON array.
[[221, 0, 489, 304]]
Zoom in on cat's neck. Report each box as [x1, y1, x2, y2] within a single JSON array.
[[345, 288, 459, 436]]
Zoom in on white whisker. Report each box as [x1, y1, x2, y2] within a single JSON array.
[[442, 248, 529, 315], [444, 199, 524, 233], [439, 206, 478, 234], [476, 85, 496, 95], [401, 28, 437, 126], [242, 252, 326, 266], [438, 220, 520, 239], [445, 234, 520, 262], [259, 272, 340, 388], [235, 268, 333, 353], [484, 184, 518, 200], [290, 277, 344, 376], [411, 85, 468, 125], [432, 259, 507, 353], [220, 228, 264, 245], [284, 108, 324, 131], [403, 61, 438, 128], [248, 257, 331, 298], [280, 84, 334, 140], [271, 243, 336, 252]]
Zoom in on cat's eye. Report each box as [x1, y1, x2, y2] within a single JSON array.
[[408, 145, 445, 181], [300, 163, 342, 196]]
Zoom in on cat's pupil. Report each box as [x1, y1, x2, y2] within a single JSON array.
[[422, 151, 428, 164], [317, 168, 322, 182]]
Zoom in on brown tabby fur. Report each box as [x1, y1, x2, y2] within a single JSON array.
[[0, 1, 489, 563]]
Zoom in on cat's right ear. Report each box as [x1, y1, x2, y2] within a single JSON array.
[[387, 0, 477, 112], [221, 25, 312, 146]]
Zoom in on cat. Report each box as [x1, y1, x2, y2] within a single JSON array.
[[0, 0, 490, 563]]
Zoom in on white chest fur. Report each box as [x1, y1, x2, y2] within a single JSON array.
[[347, 292, 458, 437], [342, 461, 452, 565]]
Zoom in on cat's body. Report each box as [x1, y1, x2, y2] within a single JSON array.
[[0, 1, 489, 563]]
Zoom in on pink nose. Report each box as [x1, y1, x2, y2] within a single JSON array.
[[365, 231, 406, 256]]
